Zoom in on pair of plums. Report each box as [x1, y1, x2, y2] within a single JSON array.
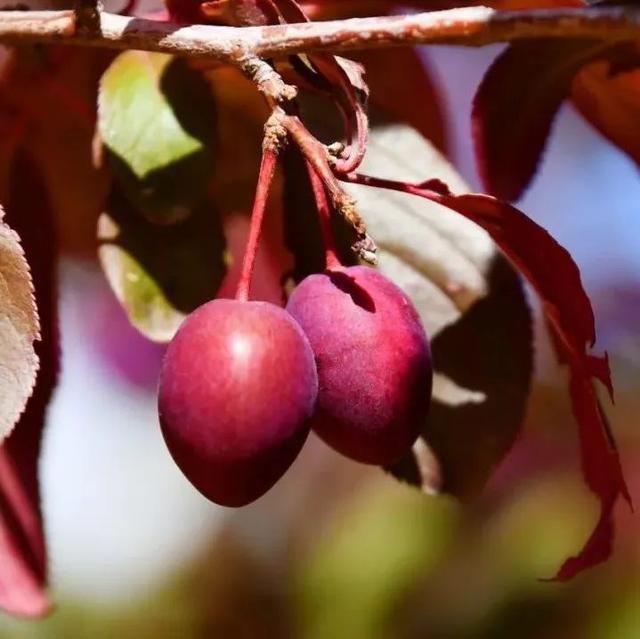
[[158, 265, 433, 506]]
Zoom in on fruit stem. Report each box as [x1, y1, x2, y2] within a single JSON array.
[[236, 147, 278, 302], [305, 159, 341, 270]]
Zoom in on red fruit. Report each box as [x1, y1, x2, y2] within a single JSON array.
[[158, 299, 318, 506], [286, 266, 432, 465]]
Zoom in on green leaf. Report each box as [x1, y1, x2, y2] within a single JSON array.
[[98, 52, 217, 224], [298, 484, 457, 639], [98, 189, 227, 343]]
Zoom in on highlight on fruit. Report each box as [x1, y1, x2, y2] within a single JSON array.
[[157, 142, 434, 506]]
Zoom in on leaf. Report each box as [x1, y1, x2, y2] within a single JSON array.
[[472, 39, 608, 201], [425, 194, 629, 579], [203, 66, 269, 213], [98, 64, 294, 342], [165, 0, 207, 22], [0, 47, 111, 256], [302, 0, 583, 19], [200, 0, 281, 24], [26, 49, 112, 257], [341, 123, 534, 497], [572, 58, 640, 166], [487, 0, 583, 6], [98, 189, 227, 343], [299, 484, 454, 639], [98, 51, 217, 224], [0, 150, 58, 617], [347, 143, 629, 578], [0, 217, 39, 443], [348, 48, 447, 152]]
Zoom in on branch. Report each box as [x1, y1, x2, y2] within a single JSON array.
[[0, 7, 640, 61]]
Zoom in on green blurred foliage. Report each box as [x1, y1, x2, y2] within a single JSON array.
[[2, 431, 637, 639], [98, 52, 217, 224]]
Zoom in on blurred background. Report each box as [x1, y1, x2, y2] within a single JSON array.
[[0, 30, 639, 639]]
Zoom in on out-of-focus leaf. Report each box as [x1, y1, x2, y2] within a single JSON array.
[[348, 48, 447, 152], [342, 123, 533, 497], [487, 0, 582, 6], [0, 212, 38, 443], [98, 189, 227, 343], [201, 66, 268, 213], [572, 59, 640, 166], [26, 49, 111, 257], [98, 52, 216, 224], [298, 481, 457, 639], [0, 47, 111, 256], [472, 39, 608, 201], [0, 150, 57, 618], [165, 0, 206, 22], [200, 0, 280, 24], [302, 0, 582, 19]]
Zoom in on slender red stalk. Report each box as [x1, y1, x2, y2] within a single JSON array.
[[236, 147, 279, 302], [311, 53, 368, 174], [305, 159, 341, 270], [271, 2, 368, 174], [342, 171, 441, 197]]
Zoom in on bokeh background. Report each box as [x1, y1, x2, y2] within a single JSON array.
[[0, 28, 639, 639]]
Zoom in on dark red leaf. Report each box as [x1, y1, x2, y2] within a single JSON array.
[[472, 39, 608, 201], [486, 0, 583, 6], [0, 47, 111, 257], [302, 0, 583, 18], [572, 58, 640, 166], [200, 0, 280, 25], [0, 151, 58, 617], [345, 171, 630, 578], [349, 47, 447, 152], [550, 372, 627, 579], [426, 195, 630, 579]]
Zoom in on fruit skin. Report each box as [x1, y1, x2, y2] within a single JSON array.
[[158, 299, 318, 507], [286, 266, 432, 465]]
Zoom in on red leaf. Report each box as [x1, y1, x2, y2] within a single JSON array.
[[572, 59, 640, 167], [0, 47, 111, 257], [200, 0, 280, 25], [345, 172, 630, 578], [551, 371, 627, 580], [432, 195, 630, 578], [0, 151, 58, 617], [486, 0, 582, 6], [302, 0, 582, 17], [349, 47, 447, 152], [472, 39, 608, 201]]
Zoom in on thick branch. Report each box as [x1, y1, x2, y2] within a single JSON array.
[[0, 7, 639, 60]]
